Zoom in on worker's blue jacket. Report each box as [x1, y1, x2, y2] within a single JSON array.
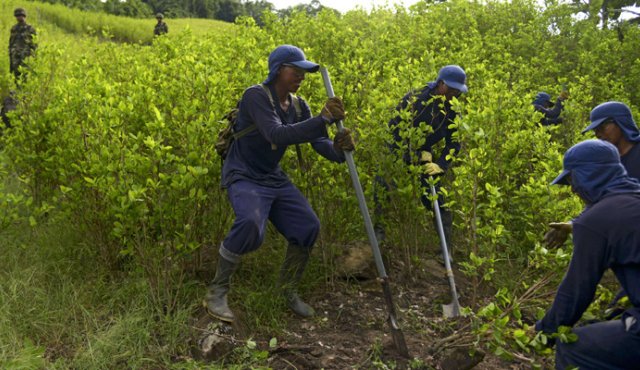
[[537, 141, 640, 337], [388, 82, 461, 171], [222, 84, 345, 188]]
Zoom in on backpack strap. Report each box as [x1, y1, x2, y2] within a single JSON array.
[[261, 84, 306, 169], [232, 122, 257, 140], [290, 96, 306, 170], [291, 95, 302, 121], [260, 84, 278, 151]]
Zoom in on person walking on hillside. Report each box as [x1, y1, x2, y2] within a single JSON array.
[[204, 45, 355, 322], [532, 90, 568, 126], [535, 139, 640, 370], [9, 8, 37, 82], [375, 65, 468, 260], [544, 101, 640, 248], [154, 13, 168, 36]]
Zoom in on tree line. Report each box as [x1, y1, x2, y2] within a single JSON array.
[[36, 0, 335, 24]]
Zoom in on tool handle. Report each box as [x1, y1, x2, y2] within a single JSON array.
[[320, 67, 387, 279], [430, 183, 461, 312]]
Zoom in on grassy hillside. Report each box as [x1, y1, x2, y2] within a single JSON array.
[[0, 1, 233, 96], [30, 1, 234, 43]]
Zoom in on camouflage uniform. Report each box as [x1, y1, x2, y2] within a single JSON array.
[[9, 10, 37, 80], [154, 14, 168, 36]]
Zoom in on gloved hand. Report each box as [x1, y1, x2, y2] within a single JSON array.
[[543, 222, 573, 248], [424, 162, 444, 176], [321, 97, 345, 123], [420, 151, 433, 164], [333, 128, 355, 152], [559, 90, 569, 101]]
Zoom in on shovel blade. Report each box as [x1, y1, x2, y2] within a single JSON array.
[[442, 302, 460, 318], [388, 314, 410, 358]]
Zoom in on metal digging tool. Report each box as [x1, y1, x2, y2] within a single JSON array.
[[320, 67, 410, 358], [429, 181, 461, 318]]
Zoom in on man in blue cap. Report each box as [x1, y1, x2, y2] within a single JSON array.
[[535, 139, 640, 370], [533, 91, 568, 126], [545, 101, 640, 247], [204, 45, 355, 322], [583, 101, 640, 179], [376, 65, 468, 260]]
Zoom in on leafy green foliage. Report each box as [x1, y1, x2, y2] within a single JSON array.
[[2, 0, 640, 367]]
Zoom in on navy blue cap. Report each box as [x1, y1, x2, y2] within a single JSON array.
[[437, 65, 468, 93], [551, 139, 621, 185], [263, 45, 319, 85], [533, 92, 553, 106], [582, 101, 640, 142]]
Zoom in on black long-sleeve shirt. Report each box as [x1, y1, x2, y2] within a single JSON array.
[[388, 82, 460, 171]]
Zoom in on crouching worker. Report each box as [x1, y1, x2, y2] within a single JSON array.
[[535, 139, 640, 369], [205, 45, 356, 322], [544, 101, 640, 248]]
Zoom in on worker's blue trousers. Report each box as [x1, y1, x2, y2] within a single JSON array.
[[555, 319, 640, 370], [220, 180, 319, 261]]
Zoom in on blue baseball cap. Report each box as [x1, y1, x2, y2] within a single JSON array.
[[533, 92, 553, 106], [263, 45, 320, 85], [436, 65, 468, 93], [582, 101, 640, 142], [551, 139, 621, 185]]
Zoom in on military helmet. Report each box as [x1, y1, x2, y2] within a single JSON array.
[[14, 8, 26, 17], [156, 13, 164, 19]]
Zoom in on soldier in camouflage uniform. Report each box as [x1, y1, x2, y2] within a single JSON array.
[[154, 13, 168, 36], [9, 8, 37, 82]]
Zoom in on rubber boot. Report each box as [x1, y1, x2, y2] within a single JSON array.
[[204, 255, 238, 322], [279, 244, 315, 318]]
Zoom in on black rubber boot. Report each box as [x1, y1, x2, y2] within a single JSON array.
[[279, 244, 315, 318], [204, 255, 238, 322]]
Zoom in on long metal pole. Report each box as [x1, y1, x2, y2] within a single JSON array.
[[320, 67, 386, 278], [320, 67, 409, 357], [430, 183, 461, 317]]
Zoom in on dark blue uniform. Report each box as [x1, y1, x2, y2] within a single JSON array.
[[381, 82, 460, 241], [389, 82, 460, 171], [220, 84, 344, 260], [539, 139, 640, 369], [537, 193, 640, 369], [622, 143, 640, 181], [534, 98, 564, 126]]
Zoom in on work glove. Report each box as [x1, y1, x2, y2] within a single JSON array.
[[559, 90, 569, 101], [420, 151, 433, 164], [333, 128, 355, 152], [321, 97, 345, 123], [543, 221, 572, 248], [420, 151, 444, 176], [424, 162, 444, 176]]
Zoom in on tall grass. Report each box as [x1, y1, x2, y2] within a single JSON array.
[[26, 1, 232, 44], [0, 213, 204, 368]]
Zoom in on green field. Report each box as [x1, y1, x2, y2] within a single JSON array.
[[1, 0, 639, 368]]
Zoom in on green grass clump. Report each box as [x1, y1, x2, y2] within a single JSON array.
[[0, 215, 200, 368]]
